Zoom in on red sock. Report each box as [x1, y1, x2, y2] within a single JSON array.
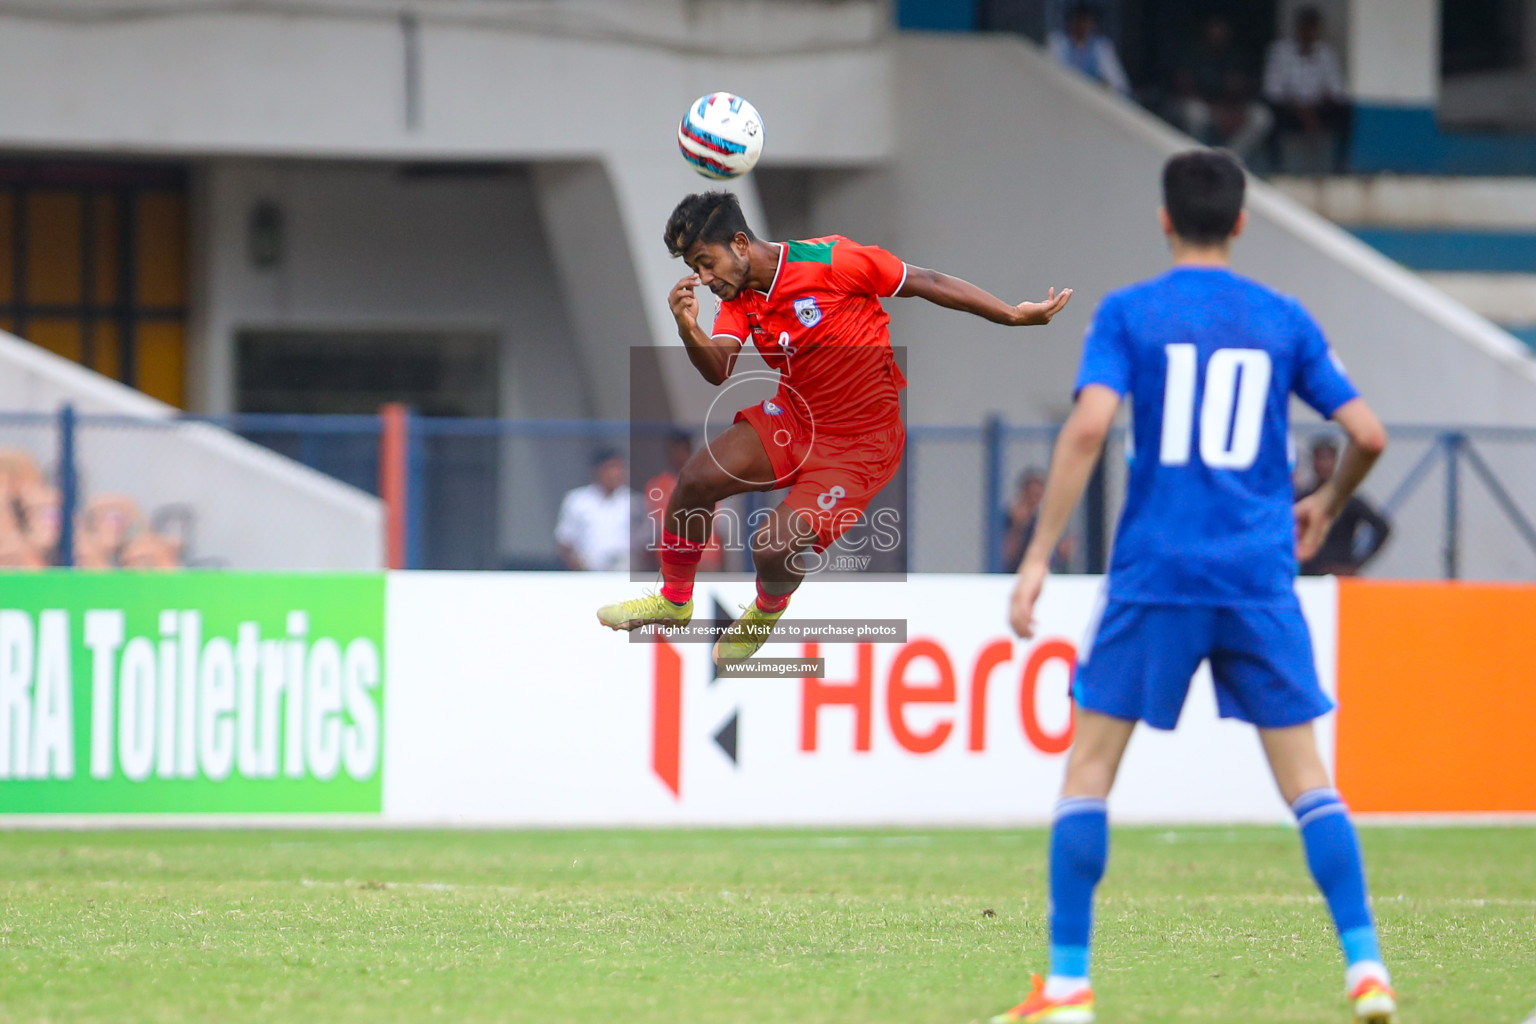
[[755, 578, 792, 614], [659, 529, 704, 605]]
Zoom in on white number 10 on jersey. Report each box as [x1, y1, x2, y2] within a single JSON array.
[[1159, 344, 1272, 470]]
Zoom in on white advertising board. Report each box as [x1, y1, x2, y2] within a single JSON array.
[[383, 574, 1337, 826]]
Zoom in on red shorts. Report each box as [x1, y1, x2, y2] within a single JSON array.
[[734, 399, 905, 550]]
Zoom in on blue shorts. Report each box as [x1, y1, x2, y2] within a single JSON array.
[[1072, 596, 1333, 731]]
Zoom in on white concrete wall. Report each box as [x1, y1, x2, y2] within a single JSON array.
[[0, 2, 889, 161], [1347, 0, 1438, 105], [194, 154, 774, 564], [0, 332, 381, 569], [198, 159, 585, 418], [1270, 175, 1536, 229], [198, 158, 593, 561], [0, 0, 891, 438]]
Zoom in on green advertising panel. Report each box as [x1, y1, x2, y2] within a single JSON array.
[[0, 573, 384, 814]]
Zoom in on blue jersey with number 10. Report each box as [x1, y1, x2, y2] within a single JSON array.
[[1076, 267, 1359, 605]]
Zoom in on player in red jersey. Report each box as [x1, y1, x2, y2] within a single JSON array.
[[597, 191, 1072, 662]]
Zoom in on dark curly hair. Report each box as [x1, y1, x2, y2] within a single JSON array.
[[664, 191, 757, 258]]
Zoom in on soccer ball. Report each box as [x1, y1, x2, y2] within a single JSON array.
[[677, 93, 764, 180]]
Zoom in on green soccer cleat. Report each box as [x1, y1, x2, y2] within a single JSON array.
[[712, 601, 788, 664], [596, 592, 693, 632]]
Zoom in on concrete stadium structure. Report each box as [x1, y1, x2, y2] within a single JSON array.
[[0, 0, 1530, 575]]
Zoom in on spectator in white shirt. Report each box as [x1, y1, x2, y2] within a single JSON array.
[[555, 449, 639, 571], [1048, 3, 1129, 96], [1264, 5, 1351, 173]]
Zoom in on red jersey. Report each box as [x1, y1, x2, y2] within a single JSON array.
[[711, 236, 908, 435]]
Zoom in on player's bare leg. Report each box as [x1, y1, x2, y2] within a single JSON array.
[[713, 502, 816, 664], [750, 503, 818, 593], [1260, 722, 1396, 1022], [1257, 721, 1333, 804], [1059, 708, 1137, 799], [597, 422, 774, 632], [665, 421, 777, 538]]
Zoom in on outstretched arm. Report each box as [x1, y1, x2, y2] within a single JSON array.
[[1008, 385, 1120, 638], [897, 266, 1073, 326], [669, 274, 743, 386]]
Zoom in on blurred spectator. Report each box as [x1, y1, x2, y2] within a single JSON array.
[[0, 448, 183, 570], [1001, 468, 1075, 572], [1264, 5, 1351, 174], [644, 431, 723, 572], [0, 449, 42, 494], [77, 494, 148, 570], [18, 483, 61, 565], [150, 504, 199, 566], [1297, 438, 1391, 576], [121, 531, 182, 569], [1167, 14, 1273, 162], [1048, 2, 1129, 96], [0, 474, 43, 568], [555, 448, 640, 571], [0, 452, 54, 567], [0, 532, 44, 567]]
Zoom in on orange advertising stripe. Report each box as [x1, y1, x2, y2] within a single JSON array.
[[379, 403, 409, 571], [1337, 579, 1536, 813]]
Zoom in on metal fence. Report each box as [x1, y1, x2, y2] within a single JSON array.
[[2, 407, 1535, 578]]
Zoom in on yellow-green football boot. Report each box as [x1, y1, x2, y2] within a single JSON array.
[[712, 601, 789, 664], [596, 592, 692, 632]]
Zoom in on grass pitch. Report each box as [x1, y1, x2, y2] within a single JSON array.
[[1, 827, 1532, 1023]]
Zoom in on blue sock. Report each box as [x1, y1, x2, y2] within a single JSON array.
[[1048, 796, 1108, 980], [1293, 788, 1381, 967]]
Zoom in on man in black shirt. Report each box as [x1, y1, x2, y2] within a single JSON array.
[[1298, 437, 1392, 575]]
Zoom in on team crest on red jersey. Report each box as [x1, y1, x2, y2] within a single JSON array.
[[793, 297, 823, 328]]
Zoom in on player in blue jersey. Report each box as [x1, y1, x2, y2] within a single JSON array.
[[994, 150, 1396, 1024]]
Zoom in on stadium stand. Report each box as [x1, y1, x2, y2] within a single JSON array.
[[0, 330, 381, 569], [0, 448, 186, 569]]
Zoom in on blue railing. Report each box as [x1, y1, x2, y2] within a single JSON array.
[[4, 407, 1536, 577]]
